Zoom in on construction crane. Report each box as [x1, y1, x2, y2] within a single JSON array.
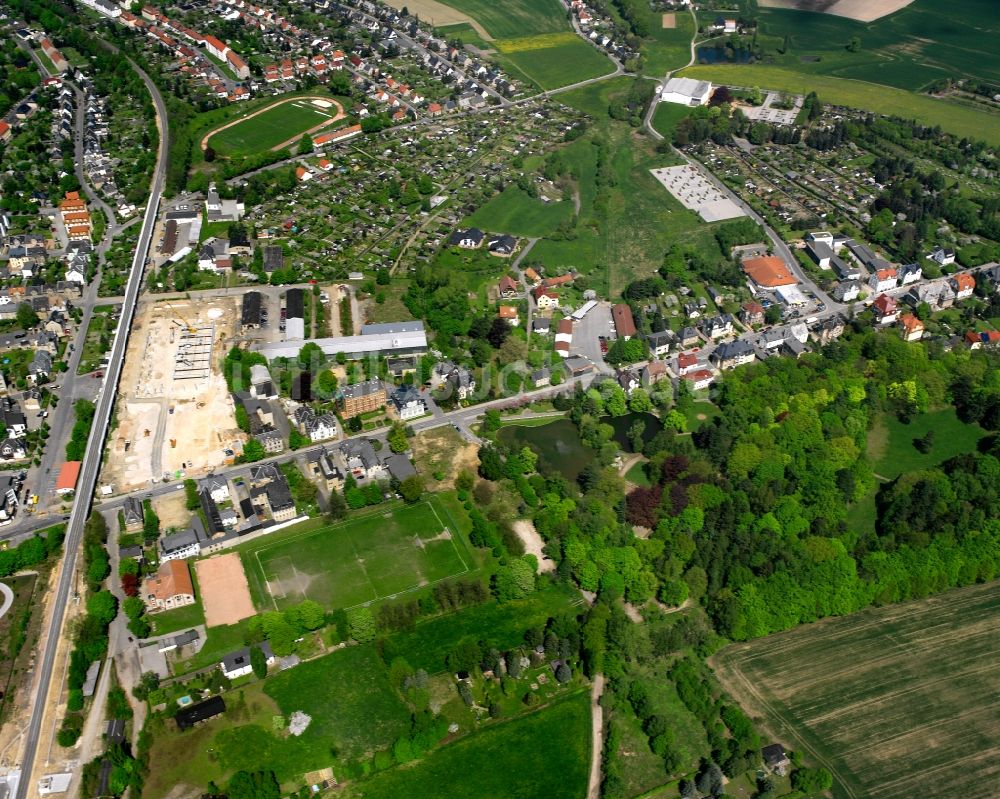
[[163, 302, 198, 334]]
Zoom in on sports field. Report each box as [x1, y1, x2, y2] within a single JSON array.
[[711, 581, 1000, 799], [242, 501, 473, 611], [206, 97, 345, 157]]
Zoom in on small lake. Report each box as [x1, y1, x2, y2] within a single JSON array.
[[696, 46, 753, 64], [608, 413, 663, 453], [497, 419, 594, 482]]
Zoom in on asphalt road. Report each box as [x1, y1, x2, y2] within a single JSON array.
[[14, 50, 168, 799]]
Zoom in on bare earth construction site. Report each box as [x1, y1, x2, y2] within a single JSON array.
[[104, 297, 244, 492]]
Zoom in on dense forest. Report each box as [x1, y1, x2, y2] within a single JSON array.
[[479, 325, 1000, 642]]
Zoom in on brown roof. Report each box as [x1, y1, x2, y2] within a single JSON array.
[[612, 304, 636, 338], [147, 561, 194, 602], [55, 461, 81, 491], [742, 256, 797, 288], [499, 305, 518, 319], [952, 273, 975, 291], [543, 274, 573, 288], [557, 319, 573, 335]]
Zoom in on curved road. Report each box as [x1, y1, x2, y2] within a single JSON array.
[[15, 48, 168, 799], [0, 582, 13, 621]]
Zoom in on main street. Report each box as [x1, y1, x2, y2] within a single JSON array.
[[14, 50, 169, 799]]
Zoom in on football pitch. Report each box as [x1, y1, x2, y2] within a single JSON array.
[[242, 500, 473, 611]]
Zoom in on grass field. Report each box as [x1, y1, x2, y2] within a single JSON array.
[[436, 22, 491, 49], [207, 99, 342, 157], [241, 500, 473, 611], [150, 600, 205, 637], [433, 0, 567, 39], [710, 580, 1000, 799], [867, 408, 987, 480], [465, 185, 573, 237], [678, 64, 1000, 146], [651, 102, 694, 141], [344, 692, 591, 799]]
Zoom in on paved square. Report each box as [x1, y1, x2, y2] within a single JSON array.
[[651, 165, 746, 222]]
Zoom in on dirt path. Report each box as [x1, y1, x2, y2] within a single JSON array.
[[619, 453, 645, 479], [199, 96, 345, 152], [587, 674, 606, 799], [512, 520, 555, 573]]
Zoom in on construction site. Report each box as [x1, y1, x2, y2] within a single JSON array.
[[103, 297, 246, 493]]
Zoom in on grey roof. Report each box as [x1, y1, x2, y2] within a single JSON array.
[[359, 320, 424, 335], [715, 339, 754, 359], [176, 696, 226, 730], [390, 384, 422, 406], [384, 452, 417, 481], [340, 438, 380, 470], [123, 496, 144, 525], [531, 318, 551, 332], [160, 528, 201, 554], [265, 478, 294, 512], [221, 641, 274, 673], [173, 629, 200, 647], [341, 379, 385, 400]]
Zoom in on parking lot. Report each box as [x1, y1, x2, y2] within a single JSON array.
[[569, 302, 613, 371]]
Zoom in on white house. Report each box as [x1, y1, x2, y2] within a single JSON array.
[[929, 247, 955, 266], [220, 642, 274, 679], [868, 268, 898, 294], [391, 385, 426, 421], [203, 476, 230, 503]]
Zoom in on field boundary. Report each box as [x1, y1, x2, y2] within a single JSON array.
[[200, 95, 346, 152]]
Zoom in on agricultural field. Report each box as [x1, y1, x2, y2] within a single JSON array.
[[711, 581, 1000, 799], [433, 0, 567, 39], [241, 500, 474, 611], [206, 97, 344, 157], [435, 22, 492, 49], [343, 693, 592, 799], [497, 36, 615, 90], [749, 0, 1000, 88], [678, 64, 1000, 146], [867, 408, 988, 480]]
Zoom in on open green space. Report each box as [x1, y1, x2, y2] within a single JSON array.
[[433, 0, 568, 39], [466, 186, 573, 237], [150, 600, 205, 637], [651, 102, 693, 141], [532, 77, 719, 294], [711, 580, 1000, 799], [624, 461, 651, 487], [678, 64, 1000, 146], [496, 38, 615, 91], [207, 99, 340, 157], [642, 6, 696, 75], [241, 499, 472, 611], [867, 408, 987, 480], [749, 0, 1000, 89], [76, 306, 116, 375], [345, 692, 591, 799], [146, 646, 411, 797], [381, 581, 583, 673]]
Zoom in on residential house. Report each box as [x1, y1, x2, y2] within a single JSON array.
[[712, 339, 755, 370], [898, 313, 924, 342], [869, 268, 898, 294], [122, 497, 144, 531], [143, 561, 195, 612], [812, 315, 845, 345], [249, 364, 276, 399], [641, 360, 668, 386], [0, 438, 26, 461], [531, 318, 551, 335], [488, 234, 517, 256], [929, 246, 955, 266], [950, 273, 975, 300], [806, 241, 833, 269], [523, 267, 541, 286], [899, 263, 922, 285], [762, 744, 790, 776], [202, 476, 230, 503], [159, 528, 203, 562], [617, 369, 640, 395], [498, 275, 519, 298], [384, 452, 417, 482], [1, 398, 26, 436], [740, 301, 765, 327], [390, 384, 426, 420], [433, 362, 475, 400], [676, 351, 698, 376], [28, 350, 52, 383], [448, 228, 484, 248], [339, 438, 386, 481], [645, 329, 676, 358], [687, 369, 715, 391], [175, 696, 226, 731], [294, 406, 338, 442], [220, 642, 274, 679], [533, 287, 559, 310], [307, 447, 345, 492], [834, 280, 861, 303], [339, 379, 387, 419], [702, 314, 734, 340], [498, 305, 519, 326], [678, 326, 700, 347], [530, 368, 551, 387], [872, 294, 898, 325]]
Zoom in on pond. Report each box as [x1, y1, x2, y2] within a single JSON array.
[[696, 46, 753, 64], [497, 419, 594, 482], [608, 413, 663, 453]]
